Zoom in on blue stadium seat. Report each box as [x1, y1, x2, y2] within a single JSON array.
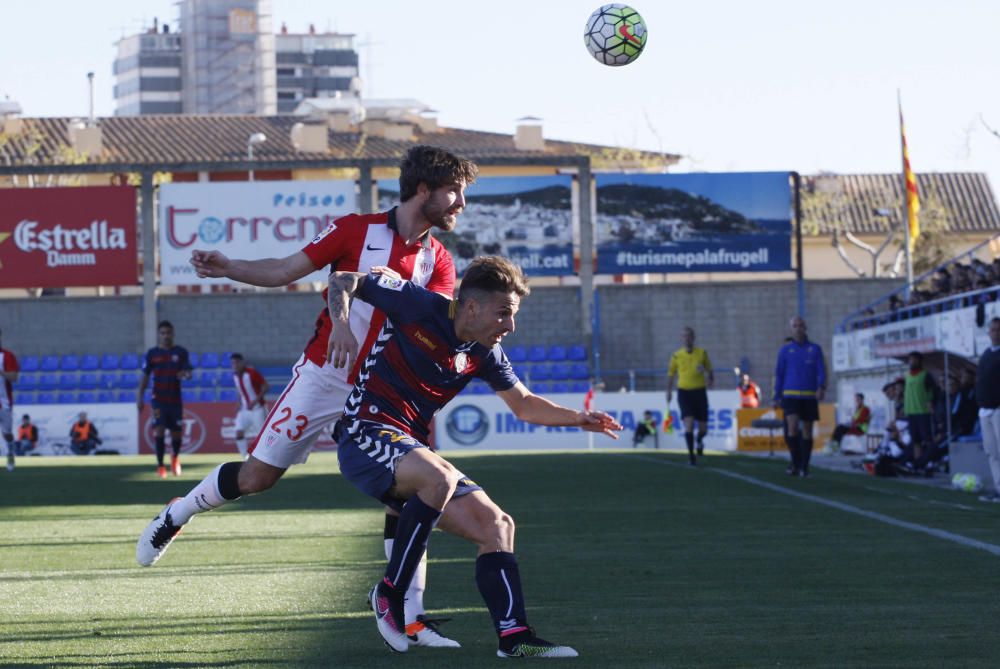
[[142, 389, 153, 403], [547, 345, 567, 362], [98, 373, 117, 389], [200, 352, 220, 369], [15, 393, 35, 405], [79, 373, 99, 390], [198, 389, 217, 402], [59, 375, 79, 391], [529, 364, 551, 381], [512, 364, 529, 380], [77, 391, 97, 404], [20, 355, 40, 372], [474, 381, 493, 394], [40, 355, 59, 372], [38, 374, 59, 391], [568, 345, 587, 362], [507, 346, 528, 363], [188, 352, 201, 368], [100, 353, 120, 371], [217, 371, 234, 388], [182, 389, 198, 403], [80, 355, 100, 371], [60, 355, 80, 372], [117, 391, 134, 403], [16, 374, 38, 392], [98, 391, 116, 403], [202, 370, 221, 387], [37, 392, 56, 405], [220, 352, 233, 368], [219, 389, 238, 402], [57, 392, 75, 403], [570, 363, 590, 380], [527, 346, 547, 363], [570, 381, 591, 393], [120, 353, 140, 370], [550, 382, 571, 393], [530, 382, 550, 394], [548, 363, 571, 380], [117, 372, 140, 389]]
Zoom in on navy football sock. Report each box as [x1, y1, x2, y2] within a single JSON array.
[[684, 431, 695, 456], [800, 438, 814, 473], [155, 435, 166, 466], [785, 434, 801, 470], [476, 551, 529, 638], [384, 495, 440, 593], [171, 438, 182, 458]]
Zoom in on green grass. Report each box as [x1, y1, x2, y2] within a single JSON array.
[[2, 451, 1000, 668]]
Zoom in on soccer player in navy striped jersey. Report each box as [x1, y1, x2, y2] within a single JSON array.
[[328, 256, 622, 657], [137, 321, 192, 478]]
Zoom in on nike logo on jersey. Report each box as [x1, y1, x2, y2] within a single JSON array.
[[366, 244, 385, 251]]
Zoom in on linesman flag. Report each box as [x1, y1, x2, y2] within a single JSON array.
[[899, 100, 920, 251]]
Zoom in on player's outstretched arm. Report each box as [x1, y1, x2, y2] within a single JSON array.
[[326, 271, 367, 368], [190, 249, 317, 287], [498, 382, 622, 439]]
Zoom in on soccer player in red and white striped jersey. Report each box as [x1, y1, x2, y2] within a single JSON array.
[[137, 146, 477, 649], [229, 353, 269, 459], [0, 328, 20, 472]]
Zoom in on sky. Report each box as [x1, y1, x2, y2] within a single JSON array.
[[2, 0, 1000, 195]]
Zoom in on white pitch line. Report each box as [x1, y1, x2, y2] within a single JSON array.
[[632, 455, 1000, 558]]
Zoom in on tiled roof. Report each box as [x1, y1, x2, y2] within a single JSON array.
[[0, 115, 676, 167], [801, 172, 1000, 236]]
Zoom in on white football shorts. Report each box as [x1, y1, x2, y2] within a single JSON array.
[[234, 406, 267, 436], [0, 408, 12, 436]]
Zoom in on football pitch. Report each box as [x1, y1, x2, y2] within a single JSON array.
[[2, 451, 999, 668]]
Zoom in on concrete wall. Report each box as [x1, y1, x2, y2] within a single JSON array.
[[0, 278, 899, 397]]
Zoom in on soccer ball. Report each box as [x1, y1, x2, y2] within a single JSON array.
[[951, 472, 983, 493], [584, 4, 648, 66]]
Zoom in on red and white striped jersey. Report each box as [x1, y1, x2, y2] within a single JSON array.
[[300, 208, 455, 382], [233, 366, 267, 411], [0, 348, 19, 411]]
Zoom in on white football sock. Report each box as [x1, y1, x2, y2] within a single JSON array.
[[385, 537, 427, 623], [170, 464, 234, 525]]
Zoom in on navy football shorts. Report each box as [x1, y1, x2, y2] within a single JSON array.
[[335, 419, 482, 511], [781, 396, 819, 422], [151, 402, 183, 432], [677, 388, 709, 422]]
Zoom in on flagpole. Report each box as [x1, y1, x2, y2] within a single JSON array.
[[898, 90, 915, 298]]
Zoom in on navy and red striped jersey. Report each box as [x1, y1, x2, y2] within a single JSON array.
[[142, 346, 192, 404], [299, 208, 455, 383], [342, 274, 518, 444]]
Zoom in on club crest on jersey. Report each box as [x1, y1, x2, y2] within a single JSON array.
[[377, 274, 406, 291], [454, 352, 469, 374], [420, 261, 433, 274], [310, 223, 337, 244]]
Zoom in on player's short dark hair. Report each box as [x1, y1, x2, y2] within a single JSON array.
[[856, 392, 865, 401], [458, 256, 530, 303], [398, 145, 478, 202], [908, 350, 923, 362], [230, 353, 244, 361], [157, 320, 174, 331], [21, 414, 29, 420]]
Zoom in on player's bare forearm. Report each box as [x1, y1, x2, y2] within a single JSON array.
[[327, 271, 366, 322], [225, 257, 306, 287]]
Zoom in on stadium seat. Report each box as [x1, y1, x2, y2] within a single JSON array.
[[570, 363, 590, 380], [117, 372, 140, 389], [530, 364, 551, 381], [549, 363, 571, 380], [217, 371, 234, 388], [77, 391, 97, 404], [530, 382, 550, 394], [59, 375, 79, 391], [40, 355, 59, 372], [547, 345, 567, 362], [60, 355, 80, 372], [199, 389, 217, 402], [37, 392, 56, 405], [474, 381, 493, 394], [550, 382, 571, 393], [79, 373, 99, 390], [38, 374, 59, 391], [57, 392, 75, 404], [507, 346, 528, 363], [527, 345, 547, 363], [80, 355, 100, 371], [100, 353, 120, 371], [142, 389, 152, 403], [116, 391, 134, 403], [568, 345, 587, 362], [16, 374, 38, 392], [187, 352, 201, 368], [512, 364, 529, 380], [119, 353, 140, 370], [570, 381, 590, 393], [182, 389, 198, 403], [15, 393, 35, 405], [99, 373, 117, 389], [98, 391, 116, 403], [219, 389, 238, 402], [20, 355, 40, 373], [200, 352, 220, 369], [220, 352, 233, 367]]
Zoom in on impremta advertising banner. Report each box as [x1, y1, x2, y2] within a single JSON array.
[[594, 172, 792, 274], [0, 186, 138, 287], [378, 175, 575, 276], [19, 403, 139, 455], [158, 180, 357, 285]]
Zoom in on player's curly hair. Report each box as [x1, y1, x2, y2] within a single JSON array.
[[398, 145, 478, 202], [458, 256, 530, 302]]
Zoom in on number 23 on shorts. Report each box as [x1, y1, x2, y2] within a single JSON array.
[[271, 406, 309, 441]]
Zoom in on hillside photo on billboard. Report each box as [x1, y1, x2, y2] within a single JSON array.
[[378, 175, 575, 277], [595, 172, 792, 274]]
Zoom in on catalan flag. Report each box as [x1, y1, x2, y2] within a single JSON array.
[[899, 100, 920, 251]]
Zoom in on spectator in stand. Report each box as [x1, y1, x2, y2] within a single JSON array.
[[903, 351, 940, 465], [632, 410, 659, 449], [69, 411, 102, 455], [738, 373, 761, 408], [950, 369, 979, 437], [976, 317, 1000, 503], [932, 268, 952, 296], [14, 414, 38, 456], [830, 393, 870, 451]]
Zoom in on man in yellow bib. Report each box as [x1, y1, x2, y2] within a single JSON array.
[[667, 327, 714, 465]]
